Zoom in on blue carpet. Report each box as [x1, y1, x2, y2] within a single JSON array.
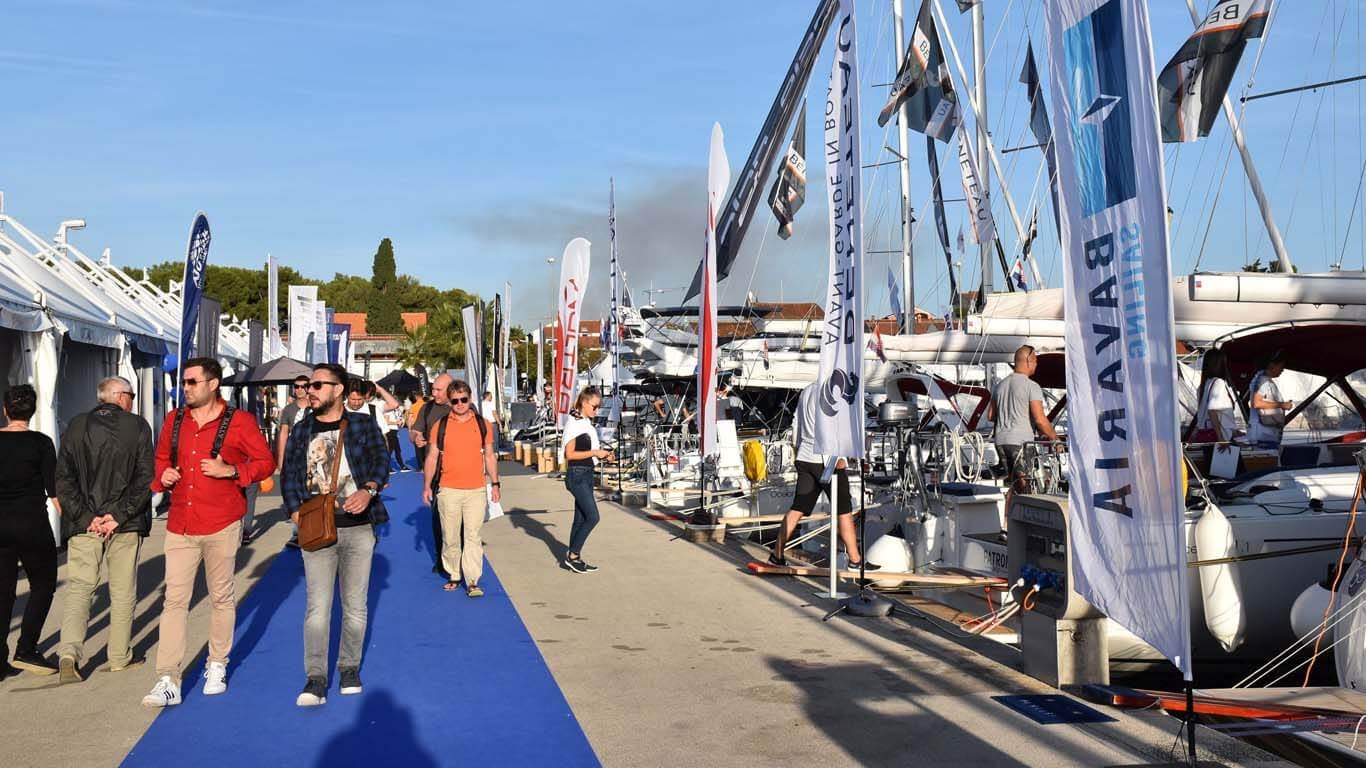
[[124, 437, 598, 767]]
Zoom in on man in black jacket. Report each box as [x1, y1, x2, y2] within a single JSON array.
[[54, 376, 154, 683]]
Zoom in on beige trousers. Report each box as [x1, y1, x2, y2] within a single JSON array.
[[436, 487, 486, 586], [154, 520, 241, 679], [59, 531, 142, 666]]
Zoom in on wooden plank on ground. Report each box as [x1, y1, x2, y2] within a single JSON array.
[[745, 561, 1005, 589]]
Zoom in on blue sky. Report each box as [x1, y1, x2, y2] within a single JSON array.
[[4, 1, 1363, 328]]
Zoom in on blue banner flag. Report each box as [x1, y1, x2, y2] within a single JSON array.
[[179, 212, 211, 362]]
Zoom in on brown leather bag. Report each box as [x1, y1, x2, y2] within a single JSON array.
[[297, 419, 347, 552]]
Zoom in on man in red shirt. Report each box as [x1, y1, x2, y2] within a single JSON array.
[[141, 358, 274, 708], [422, 379, 499, 597]]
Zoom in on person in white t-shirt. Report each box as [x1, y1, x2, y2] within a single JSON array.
[[346, 380, 408, 471], [768, 382, 878, 571], [480, 391, 499, 450], [1187, 348, 1242, 445], [1248, 349, 1293, 449]]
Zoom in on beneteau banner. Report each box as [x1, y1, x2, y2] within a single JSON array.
[[555, 238, 591, 428], [956, 124, 996, 246], [813, 0, 865, 461], [1045, 0, 1190, 678], [698, 122, 730, 459]]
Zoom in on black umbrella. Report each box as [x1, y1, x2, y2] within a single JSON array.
[[222, 357, 313, 386], [377, 369, 422, 396]]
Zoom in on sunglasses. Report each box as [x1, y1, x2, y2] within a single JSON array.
[[307, 381, 342, 391], [293, 383, 308, 389], [451, 396, 471, 404], [181, 377, 214, 386]]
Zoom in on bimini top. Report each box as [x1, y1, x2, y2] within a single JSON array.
[[1216, 320, 1366, 392]]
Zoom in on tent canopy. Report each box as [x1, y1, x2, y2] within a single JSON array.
[[222, 356, 313, 386]]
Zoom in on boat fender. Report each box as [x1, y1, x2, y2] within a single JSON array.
[[1194, 504, 1246, 653], [865, 533, 912, 588], [1290, 581, 1334, 640]]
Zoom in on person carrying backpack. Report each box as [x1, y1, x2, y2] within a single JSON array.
[[421, 379, 499, 597]]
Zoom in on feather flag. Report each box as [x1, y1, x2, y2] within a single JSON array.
[[1158, 0, 1270, 143], [768, 101, 808, 240], [878, 0, 961, 141], [698, 123, 730, 459]]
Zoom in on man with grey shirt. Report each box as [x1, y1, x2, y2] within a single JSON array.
[[54, 376, 154, 683], [988, 345, 1061, 495]]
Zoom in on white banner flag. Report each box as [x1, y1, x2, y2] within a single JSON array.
[[266, 254, 284, 360], [698, 123, 730, 458], [312, 300, 328, 366], [286, 285, 317, 362], [461, 304, 483, 398], [555, 238, 591, 428], [1045, 0, 1190, 678], [956, 123, 996, 245], [813, 0, 865, 461]]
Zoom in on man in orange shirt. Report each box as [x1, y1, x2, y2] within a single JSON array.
[[421, 379, 499, 597]]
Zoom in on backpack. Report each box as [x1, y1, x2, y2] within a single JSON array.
[[430, 412, 488, 492], [169, 404, 238, 497]]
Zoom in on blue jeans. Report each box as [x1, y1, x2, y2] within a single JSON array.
[[564, 466, 600, 557]]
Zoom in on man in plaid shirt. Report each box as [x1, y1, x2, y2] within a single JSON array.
[[280, 363, 390, 707]]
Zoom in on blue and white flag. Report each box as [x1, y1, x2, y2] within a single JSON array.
[[813, 0, 865, 461], [887, 267, 904, 330], [1045, 0, 1189, 679], [179, 212, 211, 363]]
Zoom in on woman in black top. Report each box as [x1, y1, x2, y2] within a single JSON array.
[[561, 387, 613, 574], [0, 385, 60, 679]]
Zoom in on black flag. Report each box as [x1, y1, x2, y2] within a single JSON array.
[[1020, 42, 1061, 243], [1158, 0, 1270, 142], [926, 137, 958, 304], [878, 0, 960, 141], [685, 0, 837, 301], [767, 101, 808, 240]]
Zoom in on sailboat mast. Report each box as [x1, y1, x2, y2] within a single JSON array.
[[1181, 0, 1292, 273], [971, 1, 993, 298], [893, 0, 916, 334]]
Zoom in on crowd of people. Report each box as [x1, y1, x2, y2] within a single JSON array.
[[0, 356, 594, 711]]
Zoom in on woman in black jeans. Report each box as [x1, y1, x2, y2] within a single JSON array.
[[0, 385, 60, 679], [560, 387, 614, 574]]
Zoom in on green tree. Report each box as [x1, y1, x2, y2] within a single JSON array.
[[368, 238, 403, 334], [142, 261, 317, 328], [318, 273, 371, 313]]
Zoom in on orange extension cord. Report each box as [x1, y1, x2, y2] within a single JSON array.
[[1302, 470, 1366, 686]]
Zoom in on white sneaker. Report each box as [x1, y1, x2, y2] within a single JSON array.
[[141, 676, 182, 708], [202, 661, 228, 696]]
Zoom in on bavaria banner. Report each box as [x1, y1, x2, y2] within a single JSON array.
[[813, 0, 865, 461], [698, 122, 730, 459], [178, 212, 211, 365], [1044, 0, 1190, 678], [555, 238, 591, 428]]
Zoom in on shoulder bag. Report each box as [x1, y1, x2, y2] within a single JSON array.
[[297, 418, 347, 551]]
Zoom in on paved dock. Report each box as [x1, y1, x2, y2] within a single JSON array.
[[1, 459, 1292, 767]]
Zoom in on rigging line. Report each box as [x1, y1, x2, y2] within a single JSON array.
[[1193, 132, 1239, 271], [1240, 0, 1333, 269]]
